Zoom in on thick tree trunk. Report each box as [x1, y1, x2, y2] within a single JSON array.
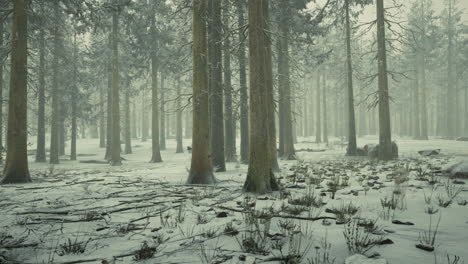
[[244, 0, 279, 193], [35, 16, 46, 162], [345, 0, 357, 155], [1, 0, 31, 183], [376, 0, 394, 160], [160, 74, 166, 150], [0, 18, 3, 163], [223, 0, 235, 162], [236, 0, 249, 164], [187, 0, 215, 184], [208, 0, 226, 172], [49, 3, 61, 165], [150, 53, 162, 162], [110, 10, 121, 166], [176, 78, 184, 153]]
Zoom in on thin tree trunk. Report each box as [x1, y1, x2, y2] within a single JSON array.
[[236, 0, 249, 164], [315, 69, 322, 143], [345, 0, 357, 155], [35, 12, 46, 162], [131, 101, 137, 139], [1, 0, 31, 183], [150, 36, 162, 162], [446, 0, 455, 139], [141, 86, 148, 142], [223, 0, 235, 161], [70, 33, 78, 161], [49, 2, 61, 165], [160, 73, 166, 150], [110, 10, 121, 166], [176, 78, 184, 153], [322, 70, 328, 144], [187, 0, 215, 184], [99, 81, 106, 148], [124, 86, 132, 154], [413, 69, 421, 139], [104, 56, 112, 160]]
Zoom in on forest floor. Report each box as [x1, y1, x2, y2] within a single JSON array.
[[1, 136, 468, 264]]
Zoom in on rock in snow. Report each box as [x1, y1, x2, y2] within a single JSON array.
[[345, 254, 388, 264], [443, 159, 468, 178]]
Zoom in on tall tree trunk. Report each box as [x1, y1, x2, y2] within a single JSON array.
[[208, 0, 226, 172], [187, 0, 215, 184], [70, 33, 78, 161], [99, 81, 106, 148], [104, 57, 112, 160], [110, 10, 121, 166], [49, 2, 61, 165], [223, 0, 235, 161], [277, 1, 295, 160], [141, 87, 148, 142], [176, 78, 184, 153], [1, 0, 31, 183], [244, 0, 279, 193], [345, 0, 357, 155], [236, 0, 249, 164], [160, 73, 166, 150], [35, 13, 46, 162], [446, 0, 455, 139], [315, 69, 322, 143], [413, 69, 421, 139], [150, 48, 162, 162], [124, 86, 132, 154], [131, 101, 137, 139], [322, 70, 328, 144], [0, 15, 3, 163], [376, 0, 394, 160], [184, 104, 192, 139]]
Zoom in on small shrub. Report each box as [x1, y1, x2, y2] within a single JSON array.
[[57, 237, 91, 256], [223, 222, 239, 236], [197, 213, 209, 225], [343, 219, 384, 255], [133, 241, 158, 261], [417, 213, 441, 251]]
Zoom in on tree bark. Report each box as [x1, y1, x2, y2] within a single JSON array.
[[446, 0, 455, 139], [223, 0, 235, 162], [345, 0, 357, 155], [49, 2, 61, 165], [187, 0, 215, 184], [104, 56, 112, 160], [35, 10, 46, 162], [322, 70, 328, 144], [176, 78, 184, 153], [315, 69, 322, 143], [1, 0, 31, 183], [110, 10, 121, 166], [376, 0, 394, 160], [244, 0, 279, 193], [150, 53, 162, 162], [70, 33, 78, 161], [277, 0, 295, 160], [99, 79, 106, 148], [208, 0, 226, 172], [236, 0, 249, 164], [160, 73, 166, 150], [124, 85, 132, 154]]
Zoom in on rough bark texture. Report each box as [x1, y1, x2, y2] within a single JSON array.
[[376, 0, 394, 160], [49, 2, 61, 165], [150, 54, 162, 162], [236, 0, 249, 164], [345, 0, 357, 155], [208, 0, 226, 172], [35, 14, 46, 162], [110, 10, 122, 166], [1, 0, 31, 184], [322, 70, 328, 144], [244, 0, 279, 193], [277, 1, 295, 160], [104, 57, 112, 160], [99, 79, 106, 148], [0, 18, 3, 163], [187, 0, 215, 185], [446, 0, 455, 139], [223, 0, 235, 162]]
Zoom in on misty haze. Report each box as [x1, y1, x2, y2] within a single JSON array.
[[1, 0, 468, 263]]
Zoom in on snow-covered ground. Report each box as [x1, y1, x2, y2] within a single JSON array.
[[1, 136, 467, 264]]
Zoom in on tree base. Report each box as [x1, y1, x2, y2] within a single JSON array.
[[186, 170, 216, 185], [1, 173, 31, 184]]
